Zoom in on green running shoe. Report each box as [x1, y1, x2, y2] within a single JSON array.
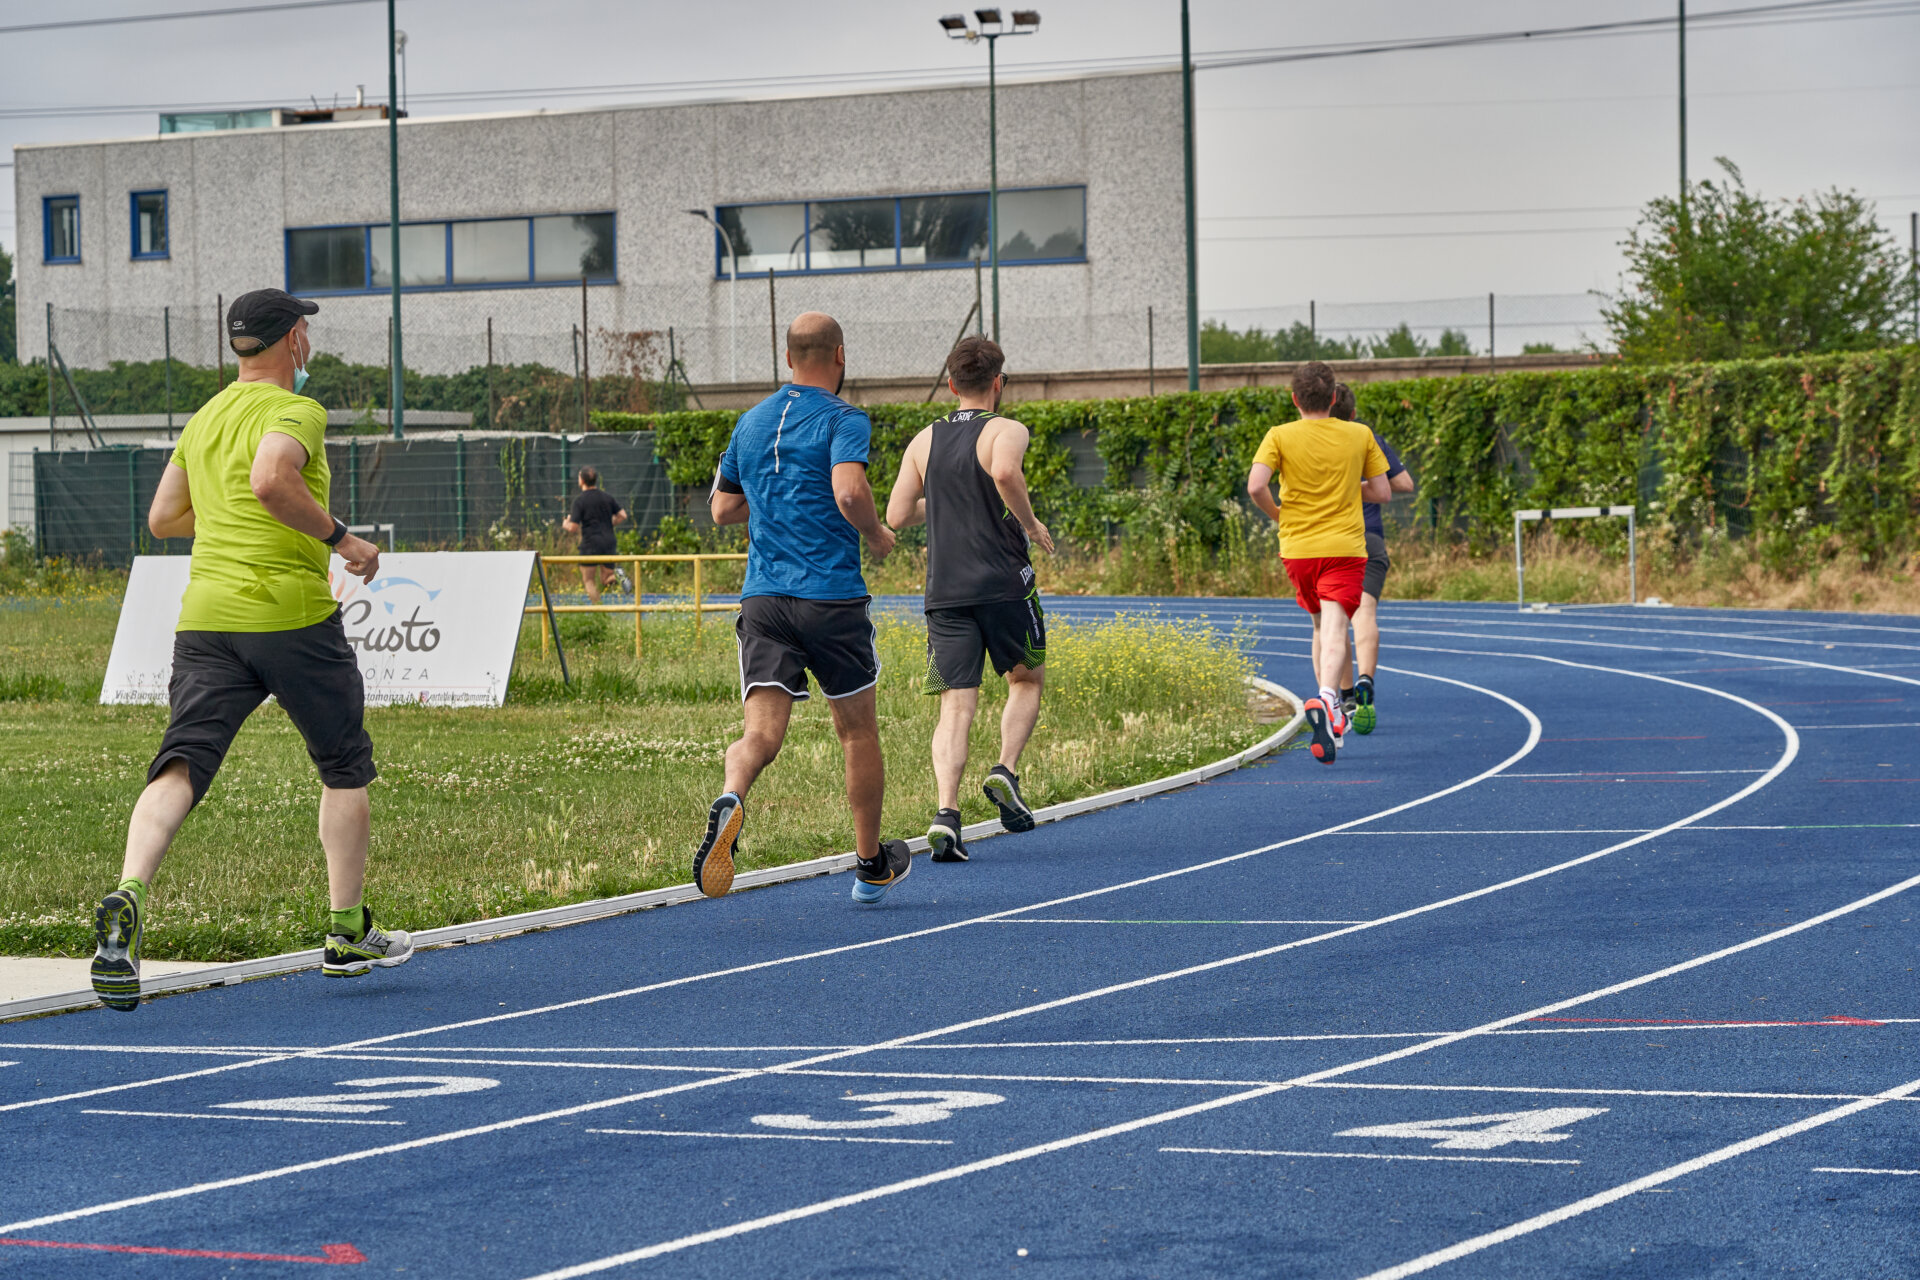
[[91, 890, 143, 1012], [323, 907, 414, 978], [1352, 680, 1376, 735]]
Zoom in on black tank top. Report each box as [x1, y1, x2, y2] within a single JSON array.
[[923, 408, 1034, 609]]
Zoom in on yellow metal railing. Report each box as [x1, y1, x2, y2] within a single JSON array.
[[525, 553, 747, 658]]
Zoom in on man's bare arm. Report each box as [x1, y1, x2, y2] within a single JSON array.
[[885, 429, 930, 530], [149, 463, 195, 538], [983, 419, 1054, 555], [1390, 469, 1417, 495], [1360, 473, 1392, 504], [250, 432, 381, 582], [1246, 462, 1281, 522], [711, 489, 749, 526], [833, 461, 896, 561]]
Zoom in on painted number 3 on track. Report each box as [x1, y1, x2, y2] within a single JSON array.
[[751, 1091, 1006, 1131]]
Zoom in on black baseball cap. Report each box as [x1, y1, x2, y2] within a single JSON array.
[[227, 289, 318, 350]]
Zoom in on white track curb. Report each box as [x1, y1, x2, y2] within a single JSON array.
[[1, 678, 1302, 1023]]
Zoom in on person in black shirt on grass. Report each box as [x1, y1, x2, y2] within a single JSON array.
[[562, 467, 628, 603]]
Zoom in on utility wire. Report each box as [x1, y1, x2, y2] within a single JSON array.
[[0, 0, 388, 36]]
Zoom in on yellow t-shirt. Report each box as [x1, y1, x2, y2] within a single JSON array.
[[1251, 416, 1390, 559], [171, 381, 336, 633]]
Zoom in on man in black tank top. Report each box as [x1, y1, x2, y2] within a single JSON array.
[[886, 336, 1055, 862]]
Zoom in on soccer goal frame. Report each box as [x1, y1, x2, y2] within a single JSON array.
[[1512, 505, 1636, 611]]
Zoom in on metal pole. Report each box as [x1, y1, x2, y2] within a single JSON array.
[[1488, 292, 1495, 375], [987, 32, 1001, 343], [1514, 514, 1526, 610], [1678, 0, 1688, 203], [349, 436, 359, 524], [1181, 0, 1199, 392], [387, 0, 405, 440], [1911, 211, 1918, 340], [1627, 508, 1638, 605], [215, 293, 224, 390], [1147, 305, 1155, 397], [486, 316, 495, 430], [580, 276, 590, 431], [768, 269, 778, 385], [1309, 300, 1316, 359], [455, 433, 466, 544], [45, 303, 54, 451], [974, 257, 984, 336], [163, 306, 174, 436]]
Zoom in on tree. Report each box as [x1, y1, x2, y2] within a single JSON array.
[[1199, 320, 1361, 363], [1603, 158, 1917, 363], [0, 244, 15, 365], [1366, 323, 1473, 359]]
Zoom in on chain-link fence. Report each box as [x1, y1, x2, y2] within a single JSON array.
[[14, 431, 687, 568], [1204, 293, 1610, 357]]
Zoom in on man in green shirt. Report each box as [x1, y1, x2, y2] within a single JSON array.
[[91, 290, 412, 1012]]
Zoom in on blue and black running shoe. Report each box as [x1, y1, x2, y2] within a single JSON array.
[[91, 890, 143, 1012], [852, 840, 912, 904], [928, 809, 968, 862], [982, 766, 1035, 833]]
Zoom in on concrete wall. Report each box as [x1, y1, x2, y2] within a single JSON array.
[[12, 72, 1187, 382]]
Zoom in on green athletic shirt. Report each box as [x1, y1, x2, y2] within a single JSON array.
[[170, 381, 335, 633]]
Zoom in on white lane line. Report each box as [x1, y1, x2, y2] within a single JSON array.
[[1359, 1073, 1920, 1280], [1812, 1165, 1920, 1175], [1800, 722, 1920, 729], [79, 1109, 405, 1127], [1302, 1081, 1920, 1105], [1384, 613, 1920, 656], [0, 666, 1541, 1120], [0, 1044, 300, 1056], [305, 1054, 739, 1075], [524, 863, 1920, 1280], [1161, 1146, 1580, 1167], [984, 918, 1366, 925], [1338, 829, 1654, 835], [1499, 769, 1764, 777], [587, 1129, 953, 1147], [1339, 825, 1920, 834]]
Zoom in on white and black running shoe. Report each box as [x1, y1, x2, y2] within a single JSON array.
[[695, 792, 744, 898], [91, 889, 143, 1012], [322, 908, 414, 978], [982, 766, 1035, 833], [928, 808, 968, 862]]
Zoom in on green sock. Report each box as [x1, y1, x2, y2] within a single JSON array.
[[116, 876, 148, 914], [329, 903, 366, 940]]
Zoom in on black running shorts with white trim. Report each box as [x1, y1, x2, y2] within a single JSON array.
[[149, 607, 376, 806], [1362, 530, 1391, 600], [736, 595, 880, 701], [923, 591, 1046, 694]]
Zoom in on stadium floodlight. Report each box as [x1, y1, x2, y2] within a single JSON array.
[[935, 6, 1038, 344], [686, 209, 738, 384]]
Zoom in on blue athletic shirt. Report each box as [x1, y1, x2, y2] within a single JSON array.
[[717, 384, 873, 600], [1363, 428, 1408, 540]]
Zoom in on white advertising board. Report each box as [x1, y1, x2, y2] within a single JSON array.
[[101, 551, 539, 708]]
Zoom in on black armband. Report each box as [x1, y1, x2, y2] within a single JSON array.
[[323, 518, 350, 547]]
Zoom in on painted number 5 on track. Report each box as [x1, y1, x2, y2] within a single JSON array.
[[751, 1090, 1005, 1131]]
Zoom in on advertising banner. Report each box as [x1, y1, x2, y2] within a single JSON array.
[[101, 552, 539, 708]]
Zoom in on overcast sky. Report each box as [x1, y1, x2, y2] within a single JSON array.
[[5, 0, 1917, 328]]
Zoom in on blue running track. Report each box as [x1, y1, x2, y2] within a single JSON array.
[[2, 598, 1916, 1278]]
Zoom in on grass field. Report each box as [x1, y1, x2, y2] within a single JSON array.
[[0, 597, 1270, 962]]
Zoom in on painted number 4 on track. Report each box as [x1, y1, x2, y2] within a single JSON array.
[[1337, 1107, 1608, 1150]]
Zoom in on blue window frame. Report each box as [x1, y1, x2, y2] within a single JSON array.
[[44, 195, 81, 264], [131, 190, 169, 259], [710, 185, 1087, 278], [285, 212, 616, 296]]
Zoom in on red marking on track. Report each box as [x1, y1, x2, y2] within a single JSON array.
[[1530, 1015, 1883, 1028], [0, 1237, 364, 1264], [1540, 735, 1707, 742]]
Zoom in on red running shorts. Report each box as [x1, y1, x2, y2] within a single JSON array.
[[1283, 556, 1367, 616]]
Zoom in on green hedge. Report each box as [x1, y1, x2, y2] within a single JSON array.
[[594, 347, 1920, 565]]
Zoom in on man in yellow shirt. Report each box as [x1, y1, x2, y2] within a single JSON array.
[[1246, 361, 1391, 764], [91, 290, 409, 1013]]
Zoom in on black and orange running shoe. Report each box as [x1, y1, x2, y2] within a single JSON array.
[[694, 792, 744, 898]]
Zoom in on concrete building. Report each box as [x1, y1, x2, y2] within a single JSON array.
[[12, 71, 1188, 384]]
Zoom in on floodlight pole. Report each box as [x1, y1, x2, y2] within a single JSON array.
[[386, 0, 404, 440], [1181, 0, 1199, 392], [987, 31, 1001, 343], [688, 210, 739, 384], [1677, 0, 1688, 204]]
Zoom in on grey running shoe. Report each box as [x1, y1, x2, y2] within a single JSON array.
[[852, 840, 912, 904], [91, 890, 143, 1012], [323, 908, 414, 978], [928, 808, 968, 862], [695, 792, 744, 898], [982, 765, 1035, 833]]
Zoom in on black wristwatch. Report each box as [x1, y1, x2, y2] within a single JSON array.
[[323, 518, 350, 547]]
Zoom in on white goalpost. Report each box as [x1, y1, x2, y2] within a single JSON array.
[[1512, 505, 1637, 611]]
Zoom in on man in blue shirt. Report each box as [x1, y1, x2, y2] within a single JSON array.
[[696, 312, 912, 904], [1330, 382, 1416, 734]]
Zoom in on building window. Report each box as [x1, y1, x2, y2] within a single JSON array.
[[44, 195, 81, 264], [286, 213, 616, 294], [131, 191, 169, 259], [712, 185, 1085, 277]]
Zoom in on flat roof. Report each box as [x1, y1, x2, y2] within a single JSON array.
[[11, 65, 1176, 154]]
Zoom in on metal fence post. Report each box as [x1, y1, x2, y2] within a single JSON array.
[[216, 294, 224, 390], [580, 276, 590, 432], [486, 316, 495, 431], [45, 303, 54, 452], [1147, 306, 1155, 397], [1627, 507, 1638, 605], [1513, 513, 1526, 610], [455, 433, 466, 544], [163, 306, 174, 436], [127, 448, 139, 561], [693, 555, 704, 649], [767, 270, 778, 386]]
